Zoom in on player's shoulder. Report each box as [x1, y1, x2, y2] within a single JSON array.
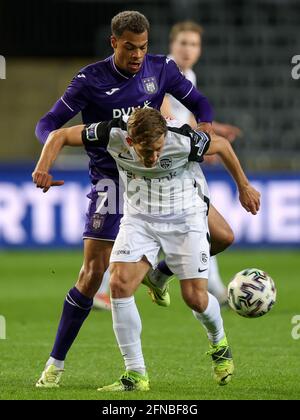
[[75, 57, 111, 82], [167, 121, 192, 137], [145, 54, 176, 67]]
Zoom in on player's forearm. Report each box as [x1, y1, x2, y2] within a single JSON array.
[[34, 131, 66, 172], [214, 139, 249, 191], [160, 96, 174, 119]]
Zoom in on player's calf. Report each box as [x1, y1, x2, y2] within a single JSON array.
[[76, 266, 106, 298], [180, 278, 209, 313]]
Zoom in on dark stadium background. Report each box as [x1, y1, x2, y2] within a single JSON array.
[[0, 0, 299, 249], [0, 0, 299, 401]]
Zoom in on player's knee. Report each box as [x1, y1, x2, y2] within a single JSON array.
[[109, 267, 131, 298], [182, 288, 208, 313], [223, 226, 234, 248], [211, 226, 234, 255]]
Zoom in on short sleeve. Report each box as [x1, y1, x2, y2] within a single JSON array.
[[188, 130, 211, 162]]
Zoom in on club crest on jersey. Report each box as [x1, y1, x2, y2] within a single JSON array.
[[142, 77, 158, 94], [92, 213, 105, 230], [159, 157, 172, 169], [201, 252, 208, 264]]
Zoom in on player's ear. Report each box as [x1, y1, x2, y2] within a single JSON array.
[[111, 35, 117, 49], [126, 137, 133, 146]]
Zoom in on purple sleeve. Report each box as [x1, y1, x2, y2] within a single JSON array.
[[165, 59, 213, 123], [35, 72, 89, 144]]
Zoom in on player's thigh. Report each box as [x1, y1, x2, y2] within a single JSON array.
[[160, 215, 210, 280], [76, 239, 113, 296], [83, 238, 113, 272], [110, 216, 160, 270], [208, 204, 234, 247]]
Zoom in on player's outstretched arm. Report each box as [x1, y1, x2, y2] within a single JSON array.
[[32, 125, 84, 193], [206, 134, 260, 215], [212, 121, 242, 143]]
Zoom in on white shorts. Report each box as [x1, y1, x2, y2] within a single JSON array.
[[110, 212, 210, 280]]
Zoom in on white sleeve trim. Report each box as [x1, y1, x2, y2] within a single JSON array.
[[181, 85, 193, 100], [61, 97, 75, 112]]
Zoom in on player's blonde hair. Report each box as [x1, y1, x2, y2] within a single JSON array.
[[169, 21, 204, 43], [127, 108, 167, 147]]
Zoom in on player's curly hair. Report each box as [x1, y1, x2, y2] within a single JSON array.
[[111, 11, 150, 38], [127, 108, 167, 146]]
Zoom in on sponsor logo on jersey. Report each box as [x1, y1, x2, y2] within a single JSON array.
[[159, 157, 172, 169], [113, 102, 152, 118], [143, 100, 152, 108], [142, 77, 158, 94], [115, 249, 130, 255], [105, 87, 120, 95], [118, 152, 134, 161]]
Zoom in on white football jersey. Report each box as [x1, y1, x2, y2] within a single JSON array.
[[82, 118, 210, 222], [166, 56, 197, 125]]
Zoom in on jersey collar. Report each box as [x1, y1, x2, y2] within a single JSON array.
[[110, 54, 143, 80]]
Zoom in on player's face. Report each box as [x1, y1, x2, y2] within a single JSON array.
[[111, 30, 148, 74], [170, 31, 202, 71], [133, 135, 165, 168]]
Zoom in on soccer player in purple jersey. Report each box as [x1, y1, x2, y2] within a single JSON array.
[[34, 11, 233, 388]]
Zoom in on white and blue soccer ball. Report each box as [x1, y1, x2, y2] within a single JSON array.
[[227, 268, 276, 318]]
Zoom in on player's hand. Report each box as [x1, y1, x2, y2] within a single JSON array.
[[212, 122, 242, 143], [32, 170, 64, 193], [239, 184, 261, 215], [197, 122, 214, 135]]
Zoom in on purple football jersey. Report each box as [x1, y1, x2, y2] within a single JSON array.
[[36, 54, 213, 184]]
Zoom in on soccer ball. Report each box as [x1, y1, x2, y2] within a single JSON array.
[[227, 268, 276, 318]]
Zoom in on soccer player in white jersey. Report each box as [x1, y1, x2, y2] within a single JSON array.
[[160, 21, 243, 304], [32, 108, 260, 390]]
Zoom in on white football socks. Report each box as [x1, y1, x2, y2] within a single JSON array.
[[207, 256, 227, 303], [46, 357, 64, 370], [193, 292, 225, 344], [111, 296, 146, 376]]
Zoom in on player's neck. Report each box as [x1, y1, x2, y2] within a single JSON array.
[[113, 58, 136, 78]]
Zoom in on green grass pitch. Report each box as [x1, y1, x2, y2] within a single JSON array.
[[0, 249, 299, 400]]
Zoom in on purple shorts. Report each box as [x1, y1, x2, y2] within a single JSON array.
[[83, 181, 124, 241]]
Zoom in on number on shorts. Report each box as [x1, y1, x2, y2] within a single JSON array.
[[96, 192, 108, 214]]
